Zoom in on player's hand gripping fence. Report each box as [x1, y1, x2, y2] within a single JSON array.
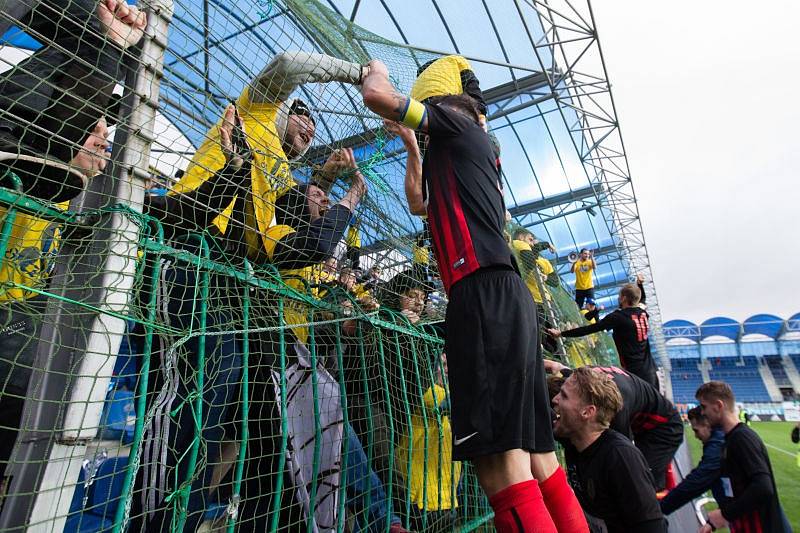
[[0, 1, 618, 532]]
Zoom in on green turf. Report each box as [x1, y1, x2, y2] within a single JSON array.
[[683, 421, 799, 531]]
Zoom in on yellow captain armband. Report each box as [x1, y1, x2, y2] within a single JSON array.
[[400, 98, 426, 130]]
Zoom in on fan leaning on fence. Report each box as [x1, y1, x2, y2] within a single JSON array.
[[0, 0, 145, 490], [129, 51, 371, 532], [0, 0, 146, 202]]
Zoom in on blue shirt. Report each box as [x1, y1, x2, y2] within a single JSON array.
[[660, 429, 725, 515]]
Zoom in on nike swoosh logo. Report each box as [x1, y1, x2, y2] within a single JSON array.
[[453, 431, 479, 446]]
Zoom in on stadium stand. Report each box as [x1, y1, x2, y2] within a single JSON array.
[[669, 358, 705, 404], [707, 356, 771, 402], [665, 316, 800, 406], [765, 355, 792, 387], [0, 1, 651, 532]]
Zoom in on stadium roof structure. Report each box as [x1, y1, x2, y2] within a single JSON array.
[[664, 313, 800, 342], [0, 0, 664, 363]]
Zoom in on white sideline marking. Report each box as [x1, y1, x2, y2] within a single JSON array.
[[764, 442, 795, 458]]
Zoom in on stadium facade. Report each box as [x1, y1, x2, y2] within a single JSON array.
[[665, 313, 800, 419]]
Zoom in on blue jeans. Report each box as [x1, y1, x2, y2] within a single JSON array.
[[344, 424, 401, 533], [129, 260, 242, 532]]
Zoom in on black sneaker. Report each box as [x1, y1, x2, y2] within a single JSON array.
[[0, 129, 88, 203]]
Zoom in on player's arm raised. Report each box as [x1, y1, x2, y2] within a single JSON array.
[[361, 60, 428, 133], [384, 119, 425, 216]]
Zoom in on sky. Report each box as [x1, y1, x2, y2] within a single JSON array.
[[590, 1, 800, 324]]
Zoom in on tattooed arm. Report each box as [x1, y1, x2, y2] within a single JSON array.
[[360, 60, 429, 132]]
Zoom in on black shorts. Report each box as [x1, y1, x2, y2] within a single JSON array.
[[575, 288, 594, 307], [634, 412, 684, 490], [445, 267, 554, 460]]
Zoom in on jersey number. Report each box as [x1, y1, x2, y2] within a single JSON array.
[[632, 314, 649, 342]]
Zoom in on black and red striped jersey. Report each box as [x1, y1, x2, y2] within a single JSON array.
[[561, 307, 658, 388], [589, 366, 677, 437], [421, 103, 513, 293]]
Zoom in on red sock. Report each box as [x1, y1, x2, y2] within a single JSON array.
[[664, 462, 677, 490], [540, 467, 589, 533], [488, 479, 558, 533]]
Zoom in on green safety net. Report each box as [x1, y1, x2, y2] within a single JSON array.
[[0, 1, 618, 532]]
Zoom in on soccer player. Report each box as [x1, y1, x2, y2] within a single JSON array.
[[547, 364, 682, 491], [552, 367, 667, 533], [659, 406, 725, 516], [696, 381, 790, 533], [361, 60, 587, 533], [548, 282, 659, 389], [571, 248, 596, 308]]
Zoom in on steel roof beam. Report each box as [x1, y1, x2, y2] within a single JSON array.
[[509, 183, 604, 218]]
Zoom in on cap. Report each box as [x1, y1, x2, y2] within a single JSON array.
[[289, 98, 316, 125]]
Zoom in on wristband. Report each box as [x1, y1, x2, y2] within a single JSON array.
[[400, 98, 426, 130]]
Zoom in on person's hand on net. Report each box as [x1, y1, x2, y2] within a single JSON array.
[[546, 328, 562, 338], [357, 294, 380, 312], [70, 118, 110, 178], [98, 0, 148, 50], [219, 104, 249, 171], [382, 119, 416, 148], [700, 509, 727, 532], [364, 59, 389, 80], [543, 359, 568, 374], [320, 148, 357, 183], [636, 272, 646, 284], [401, 308, 420, 325]]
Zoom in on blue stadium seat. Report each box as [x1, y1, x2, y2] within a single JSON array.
[[764, 355, 791, 387], [669, 358, 704, 403], [670, 356, 776, 403], [707, 356, 771, 402]]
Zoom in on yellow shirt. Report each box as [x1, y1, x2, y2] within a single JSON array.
[[0, 203, 69, 303], [574, 259, 594, 290], [525, 257, 555, 304], [345, 225, 360, 249], [512, 240, 554, 304], [412, 244, 430, 266], [170, 86, 296, 260], [396, 385, 461, 511]]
